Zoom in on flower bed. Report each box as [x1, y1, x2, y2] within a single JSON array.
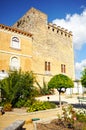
[[36, 105, 86, 130], [37, 119, 86, 130]]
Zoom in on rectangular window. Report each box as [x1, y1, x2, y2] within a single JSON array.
[[61, 64, 66, 73], [45, 61, 51, 74], [48, 62, 50, 71], [45, 61, 47, 71]]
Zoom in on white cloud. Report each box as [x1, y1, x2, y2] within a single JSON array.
[[75, 60, 86, 72], [75, 59, 86, 78], [52, 9, 86, 50], [52, 9, 86, 79]]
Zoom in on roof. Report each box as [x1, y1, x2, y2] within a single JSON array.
[[0, 24, 32, 37]]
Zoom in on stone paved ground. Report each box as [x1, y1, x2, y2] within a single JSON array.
[[0, 94, 86, 130], [0, 108, 60, 130]]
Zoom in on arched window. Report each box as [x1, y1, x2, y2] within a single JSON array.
[[10, 57, 20, 70], [11, 36, 20, 49]]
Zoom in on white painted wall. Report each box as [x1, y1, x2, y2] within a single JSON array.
[[0, 71, 8, 80], [66, 81, 84, 95]]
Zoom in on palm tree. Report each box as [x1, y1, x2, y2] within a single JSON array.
[[0, 70, 36, 106]]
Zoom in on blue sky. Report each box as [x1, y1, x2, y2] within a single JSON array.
[[0, 0, 86, 79]]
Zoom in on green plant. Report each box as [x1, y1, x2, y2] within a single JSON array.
[[81, 68, 86, 89], [62, 105, 76, 126], [24, 98, 35, 107], [76, 109, 86, 122], [27, 100, 56, 112], [0, 70, 36, 107], [36, 80, 54, 96], [48, 74, 74, 107], [57, 105, 86, 129], [14, 99, 26, 108]]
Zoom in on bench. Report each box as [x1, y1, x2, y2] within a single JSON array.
[[77, 96, 86, 105], [4, 120, 25, 130]]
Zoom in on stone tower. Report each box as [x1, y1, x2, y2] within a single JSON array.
[[13, 7, 75, 85]]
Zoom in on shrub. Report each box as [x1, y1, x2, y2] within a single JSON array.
[[13, 98, 36, 108], [27, 100, 56, 112], [57, 105, 86, 129], [4, 103, 12, 111], [76, 109, 86, 122], [36, 80, 54, 96], [14, 99, 26, 108], [24, 98, 35, 107], [62, 105, 76, 126], [0, 70, 36, 107]]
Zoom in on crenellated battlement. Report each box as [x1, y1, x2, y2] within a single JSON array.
[[48, 23, 72, 38], [13, 7, 72, 39]]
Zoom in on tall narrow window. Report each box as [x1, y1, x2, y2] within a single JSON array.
[[64, 65, 66, 73], [48, 62, 50, 71], [45, 61, 51, 74], [61, 64, 66, 73], [11, 36, 20, 49], [45, 61, 47, 71]]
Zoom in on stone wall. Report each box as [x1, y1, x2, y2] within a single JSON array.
[[13, 7, 75, 85]]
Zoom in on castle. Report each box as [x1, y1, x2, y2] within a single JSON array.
[[0, 7, 75, 85]]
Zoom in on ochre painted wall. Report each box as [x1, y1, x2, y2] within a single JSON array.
[[0, 28, 32, 72]]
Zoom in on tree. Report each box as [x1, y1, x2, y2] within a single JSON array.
[[48, 74, 74, 107], [0, 70, 36, 106], [81, 68, 86, 95]]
